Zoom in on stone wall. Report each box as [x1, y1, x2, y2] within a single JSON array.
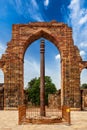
[[48, 89, 87, 110], [0, 21, 87, 109], [48, 90, 61, 108], [81, 89, 87, 110]]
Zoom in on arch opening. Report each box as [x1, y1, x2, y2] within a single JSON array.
[[0, 69, 4, 83], [80, 68, 87, 88], [0, 69, 4, 110], [24, 38, 61, 107], [23, 30, 61, 58], [80, 68, 87, 110]]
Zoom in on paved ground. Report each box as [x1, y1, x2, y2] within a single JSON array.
[[0, 110, 87, 130]]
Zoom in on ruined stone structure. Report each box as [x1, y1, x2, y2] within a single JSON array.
[[81, 89, 87, 110], [0, 21, 87, 109], [48, 89, 87, 110], [48, 89, 61, 108]]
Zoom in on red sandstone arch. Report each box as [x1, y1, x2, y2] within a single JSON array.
[[0, 21, 83, 109], [79, 61, 87, 72], [80, 62, 87, 87], [23, 29, 61, 58]]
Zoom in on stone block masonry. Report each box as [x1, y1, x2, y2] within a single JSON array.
[[0, 21, 87, 109]]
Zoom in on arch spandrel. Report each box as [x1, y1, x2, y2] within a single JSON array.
[[22, 29, 61, 57], [8, 22, 74, 59], [1, 22, 75, 60], [79, 61, 87, 72]]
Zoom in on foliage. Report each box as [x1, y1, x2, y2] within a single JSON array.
[[25, 76, 57, 106], [80, 83, 87, 89]]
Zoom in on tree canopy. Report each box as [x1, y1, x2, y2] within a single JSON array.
[[80, 83, 87, 89], [25, 76, 57, 106]]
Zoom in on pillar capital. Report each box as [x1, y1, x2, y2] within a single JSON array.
[[40, 40, 45, 53]]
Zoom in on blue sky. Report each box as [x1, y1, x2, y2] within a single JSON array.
[[0, 0, 87, 89]]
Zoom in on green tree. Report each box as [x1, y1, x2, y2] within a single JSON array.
[[80, 83, 87, 89], [25, 76, 57, 106]]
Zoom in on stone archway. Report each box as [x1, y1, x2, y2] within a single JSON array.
[[0, 21, 83, 109], [79, 62, 87, 110]]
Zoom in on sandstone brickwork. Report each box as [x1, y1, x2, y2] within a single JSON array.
[[0, 21, 87, 109], [48, 90, 61, 108], [81, 89, 87, 110]]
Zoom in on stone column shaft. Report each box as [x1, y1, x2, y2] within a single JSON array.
[[40, 40, 45, 116]]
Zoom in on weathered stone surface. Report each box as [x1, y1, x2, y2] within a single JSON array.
[[0, 21, 86, 109], [48, 90, 61, 108], [81, 89, 87, 110]]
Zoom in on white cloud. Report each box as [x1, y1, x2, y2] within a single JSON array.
[[80, 42, 87, 47], [0, 78, 4, 83], [15, 0, 22, 13], [0, 70, 4, 83], [24, 58, 40, 88], [27, 0, 44, 21], [45, 63, 61, 89], [24, 56, 61, 89], [55, 54, 60, 60], [0, 42, 6, 58], [80, 69, 87, 85], [79, 14, 87, 25], [44, 0, 49, 7], [31, 0, 38, 7], [28, 7, 44, 21], [68, 0, 80, 19], [80, 50, 86, 56], [9, 0, 44, 21], [68, 0, 87, 60], [0, 42, 6, 82]]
